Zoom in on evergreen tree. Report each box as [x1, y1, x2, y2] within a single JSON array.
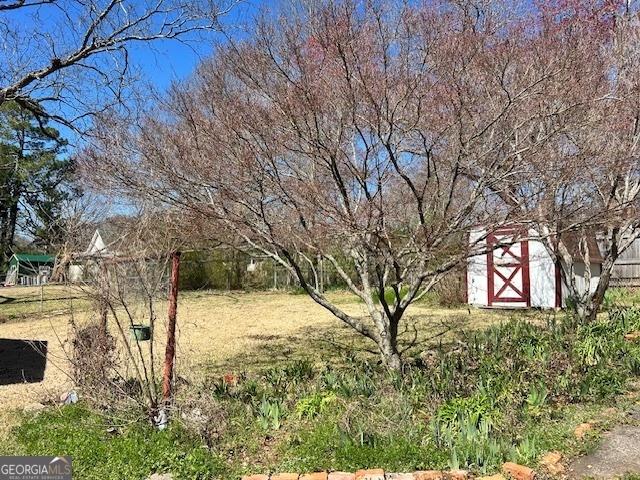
[[0, 102, 73, 271]]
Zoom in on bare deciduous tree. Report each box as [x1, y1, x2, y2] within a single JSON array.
[[0, 0, 238, 126], [80, 1, 562, 369], [65, 210, 182, 421], [482, 0, 640, 322]]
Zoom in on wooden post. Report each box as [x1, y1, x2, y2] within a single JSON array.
[[162, 251, 181, 404], [273, 259, 278, 290], [99, 262, 109, 335]]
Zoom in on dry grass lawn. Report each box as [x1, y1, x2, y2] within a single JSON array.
[[0, 284, 543, 413]]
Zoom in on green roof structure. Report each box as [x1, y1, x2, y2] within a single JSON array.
[[5, 253, 56, 285], [9, 253, 56, 265]]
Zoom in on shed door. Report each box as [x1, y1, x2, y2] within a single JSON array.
[[487, 230, 530, 307]]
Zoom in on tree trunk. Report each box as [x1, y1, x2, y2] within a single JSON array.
[[584, 255, 616, 323], [377, 317, 402, 371], [99, 262, 109, 335], [162, 251, 181, 404], [379, 337, 402, 370], [0, 189, 19, 267], [0, 201, 12, 267]]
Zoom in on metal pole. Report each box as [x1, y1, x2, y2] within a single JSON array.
[[162, 251, 181, 404]]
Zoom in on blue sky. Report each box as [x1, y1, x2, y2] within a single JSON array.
[[3, 0, 264, 145], [126, 0, 262, 92]]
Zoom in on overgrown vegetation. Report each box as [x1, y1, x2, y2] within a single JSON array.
[[4, 306, 640, 479]]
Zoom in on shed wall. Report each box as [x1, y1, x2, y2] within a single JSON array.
[[467, 229, 489, 306], [527, 237, 556, 308], [467, 228, 601, 309]]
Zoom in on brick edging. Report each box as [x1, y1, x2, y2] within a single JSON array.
[[242, 462, 537, 480]]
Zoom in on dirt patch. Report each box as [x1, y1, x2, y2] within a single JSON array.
[[570, 424, 640, 478]]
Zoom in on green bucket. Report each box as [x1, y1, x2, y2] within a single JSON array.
[[130, 324, 152, 341]]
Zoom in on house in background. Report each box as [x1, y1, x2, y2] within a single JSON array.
[[68, 228, 118, 282], [85, 229, 111, 255], [467, 227, 602, 309], [5, 253, 57, 286]]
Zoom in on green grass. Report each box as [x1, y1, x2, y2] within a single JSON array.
[[0, 285, 90, 323], [604, 287, 640, 309], [4, 308, 640, 479], [2, 405, 225, 480]]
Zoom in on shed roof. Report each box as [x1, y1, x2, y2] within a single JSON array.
[[561, 231, 604, 264], [10, 253, 56, 264], [13, 253, 56, 263]]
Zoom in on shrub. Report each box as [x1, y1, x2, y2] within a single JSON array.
[[432, 268, 467, 307], [70, 322, 117, 406]]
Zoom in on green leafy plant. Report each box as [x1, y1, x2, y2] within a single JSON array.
[[263, 360, 315, 392], [435, 394, 496, 430], [514, 435, 539, 464], [295, 393, 337, 419], [257, 397, 286, 431], [574, 321, 623, 367], [11, 405, 226, 480], [436, 417, 509, 473], [525, 383, 548, 417]]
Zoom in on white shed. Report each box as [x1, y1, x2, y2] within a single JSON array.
[[467, 227, 602, 309]]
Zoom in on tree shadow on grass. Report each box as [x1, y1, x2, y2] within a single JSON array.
[[202, 312, 477, 374]]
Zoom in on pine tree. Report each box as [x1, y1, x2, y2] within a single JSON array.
[[0, 102, 72, 271]]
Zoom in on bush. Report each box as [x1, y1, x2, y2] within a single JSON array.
[[432, 268, 467, 307], [71, 322, 117, 406]]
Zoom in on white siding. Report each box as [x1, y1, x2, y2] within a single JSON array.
[[467, 229, 488, 306], [68, 265, 84, 283], [467, 227, 601, 309], [528, 236, 556, 309]]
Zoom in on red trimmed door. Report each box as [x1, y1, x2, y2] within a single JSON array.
[[487, 230, 530, 307]]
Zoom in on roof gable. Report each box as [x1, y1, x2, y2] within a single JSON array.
[[86, 229, 108, 254]]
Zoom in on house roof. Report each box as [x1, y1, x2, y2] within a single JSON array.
[[82, 218, 136, 257], [10, 253, 56, 264], [86, 229, 108, 254]]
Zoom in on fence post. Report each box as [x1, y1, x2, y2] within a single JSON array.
[[273, 259, 278, 290], [99, 261, 109, 335], [162, 250, 181, 404]]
